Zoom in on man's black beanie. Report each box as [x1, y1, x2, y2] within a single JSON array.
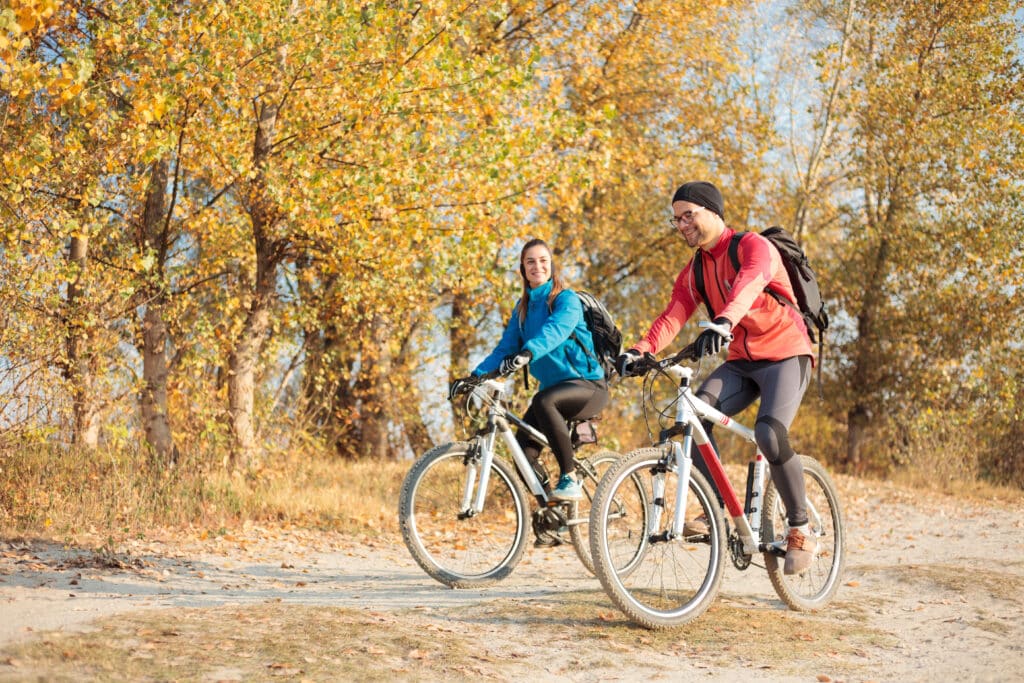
[[672, 181, 724, 220]]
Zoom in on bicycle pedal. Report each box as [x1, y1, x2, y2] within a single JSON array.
[[534, 533, 565, 548]]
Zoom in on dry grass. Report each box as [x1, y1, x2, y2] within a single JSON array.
[[0, 592, 893, 682], [449, 588, 892, 675], [0, 604, 478, 682], [0, 444, 409, 545], [881, 467, 1024, 506], [1, 440, 1019, 549]]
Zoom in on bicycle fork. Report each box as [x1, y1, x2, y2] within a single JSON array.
[[459, 415, 549, 518]]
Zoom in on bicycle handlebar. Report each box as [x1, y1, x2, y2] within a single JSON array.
[[448, 370, 513, 408], [633, 342, 701, 376], [628, 321, 734, 378]]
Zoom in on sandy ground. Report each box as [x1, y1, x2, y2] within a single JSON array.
[[1, 476, 1022, 682]]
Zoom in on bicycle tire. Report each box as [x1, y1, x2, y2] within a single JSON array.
[[590, 446, 727, 629], [761, 454, 846, 610], [568, 449, 636, 576], [398, 441, 529, 588]]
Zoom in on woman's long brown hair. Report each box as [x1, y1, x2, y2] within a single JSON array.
[[517, 238, 566, 326]]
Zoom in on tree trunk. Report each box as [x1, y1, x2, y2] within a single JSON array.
[[139, 157, 175, 462], [395, 312, 433, 457], [227, 303, 271, 467], [64, 233, 100, 448], [846, 403, 871, 473], [843, 233, 890, 471], [141, 304, 174, 460], [228, 99, 283, 468], [402, 411, 433, 457], [355, 314, 394, 459], [449, 290, 473, 381]]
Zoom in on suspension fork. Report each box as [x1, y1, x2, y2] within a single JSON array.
[[645, 436, 696, 542], [667, 429, 695, 538], [461, 422, 499, 517], [463, 412, 549, 517]]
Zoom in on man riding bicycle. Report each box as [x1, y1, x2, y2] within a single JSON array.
[[616, 181, 816, 575]]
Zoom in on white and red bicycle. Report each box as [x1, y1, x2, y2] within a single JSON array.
[[589, 332, 846, 628]]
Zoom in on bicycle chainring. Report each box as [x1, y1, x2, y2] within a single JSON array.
[[729, 531, 753, 570], [532, 507, 568, 535]]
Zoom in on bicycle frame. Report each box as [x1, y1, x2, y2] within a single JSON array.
[[655, 363, 769, 556], [461, 379, 552, 516]]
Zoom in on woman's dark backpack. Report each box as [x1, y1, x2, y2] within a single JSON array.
[[570, 290, 623, 379]]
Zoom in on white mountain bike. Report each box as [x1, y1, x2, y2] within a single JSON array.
[[589, 337, 846, 628], [399, 372, 647, 587]]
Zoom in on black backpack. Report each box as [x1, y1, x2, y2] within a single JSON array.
[[570, 290, 623, 379], [693, 227, 829, 344]]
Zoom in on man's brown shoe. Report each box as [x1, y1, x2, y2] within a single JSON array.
[[784, 527, 817, 575]]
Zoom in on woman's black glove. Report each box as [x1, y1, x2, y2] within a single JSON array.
[[498, 350, 533, 376], [448, 376, 475, 401], [694, 318, 733, 358]]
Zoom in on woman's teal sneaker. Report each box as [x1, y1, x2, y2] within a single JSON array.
[[551, 474, 583, 501]]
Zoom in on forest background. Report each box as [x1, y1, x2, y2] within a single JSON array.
[[1, 0, 1023, 536]]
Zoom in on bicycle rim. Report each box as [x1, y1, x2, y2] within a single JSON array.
[[590, 447, 726, 629], [762, 455, 846, 610], [398, 442, 528, 588]]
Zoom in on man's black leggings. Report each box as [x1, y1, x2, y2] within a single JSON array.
[[692, 355, 812, 527], [516, 379, 610, 478]]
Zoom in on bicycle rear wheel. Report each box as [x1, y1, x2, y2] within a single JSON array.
[[762, 455, 846, 610], [568, 449, 647, 576], [399, 441, 529, 588], [590, 446, 726, 629]]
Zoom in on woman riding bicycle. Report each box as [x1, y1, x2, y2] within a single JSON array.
[[615, 181, 816, 575], [451, 238, 609, 504]]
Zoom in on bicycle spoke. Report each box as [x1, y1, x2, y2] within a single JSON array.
[[762, 455, 846, 610], [590, 448, 726, 628]]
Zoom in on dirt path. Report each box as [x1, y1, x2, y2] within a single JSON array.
[[1, 476, 1022, 681]]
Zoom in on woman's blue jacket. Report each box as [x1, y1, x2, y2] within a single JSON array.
[[472, 279, 605, 391]]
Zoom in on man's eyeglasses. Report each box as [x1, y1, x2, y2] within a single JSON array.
[[668, 207, 705, 228]]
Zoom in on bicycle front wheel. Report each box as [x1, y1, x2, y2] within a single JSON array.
[[398, 441, 529, 588], [590, 446, 726, 629], [762, 454, 846, 610]]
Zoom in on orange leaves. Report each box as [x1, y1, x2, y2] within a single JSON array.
[[0, 0, 60, 56]]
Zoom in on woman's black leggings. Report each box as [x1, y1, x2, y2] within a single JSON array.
[[693, 355, 812, 527], [516, 379, 610, 477]]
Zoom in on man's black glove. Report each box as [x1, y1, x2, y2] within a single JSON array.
[[498, 350, 533, 376], [615, 349, 643, 377], [448, 376, 475, 401], [694, 318, 733, 358]]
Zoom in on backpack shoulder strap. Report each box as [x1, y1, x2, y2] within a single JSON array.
[[694, 231, 746, 320], [728, 231, 745, 271], [692, 251, 716, 320], [550, 289, 597, 373]]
